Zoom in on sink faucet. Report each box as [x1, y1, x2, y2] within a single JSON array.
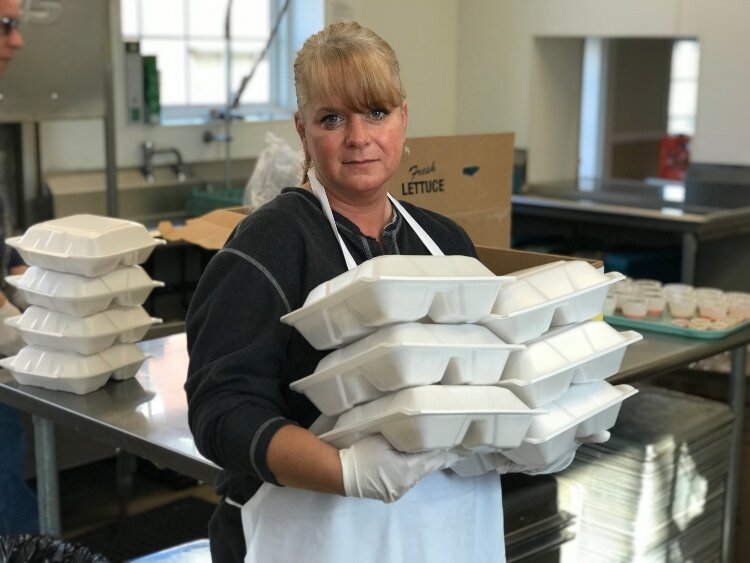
[[141, 141, 187, 183]]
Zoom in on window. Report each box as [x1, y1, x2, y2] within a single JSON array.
[[121, 0, 322, 123], [667, 40, 700, 136]]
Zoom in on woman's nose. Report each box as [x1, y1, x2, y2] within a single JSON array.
[[345, 117, 370, 146]]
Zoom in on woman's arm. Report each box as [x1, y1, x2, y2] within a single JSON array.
[[267, 425, 345, 495]]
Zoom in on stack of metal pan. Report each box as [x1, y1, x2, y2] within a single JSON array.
[[556, 385, 732, 563], [502, 473, 576, 562]]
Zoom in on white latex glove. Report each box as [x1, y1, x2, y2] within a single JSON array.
[[340, 435, 461, 503]]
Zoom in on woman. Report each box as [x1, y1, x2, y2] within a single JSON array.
[[185, 22, 505, 562]]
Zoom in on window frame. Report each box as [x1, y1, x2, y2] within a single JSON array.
[[667, 39, 700, 136], [120, 0, 296, 125]]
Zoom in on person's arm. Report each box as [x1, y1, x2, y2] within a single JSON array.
[[267, 425, 344, 494]]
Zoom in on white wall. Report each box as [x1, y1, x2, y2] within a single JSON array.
[[679, 0, 750, 165], [340, 0, 459, 139], [457, 0, 750, 177]]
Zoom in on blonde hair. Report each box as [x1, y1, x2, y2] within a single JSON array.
[[294, 21, 405, 116]]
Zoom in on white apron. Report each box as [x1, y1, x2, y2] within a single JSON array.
[[240, 170, 506, 563]]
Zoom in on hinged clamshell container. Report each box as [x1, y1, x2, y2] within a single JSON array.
[[319, 385, 541, 453], [5, 305, 161, 355], [480, 262, 625, 344], [554, 380, 638, 438], [496, 321, 642, 406], [6, 214, 165, 277], [0, 343, 148, 395], [455, 382, 638, 471], [541, 320, 642, 384], [281, 255, 514, 350], [291, 323, 523, 415], [502, 382, 637, 467], [5, 265, 164, 317], [512, 260, 625, 326], [496, 339, 578, 407]]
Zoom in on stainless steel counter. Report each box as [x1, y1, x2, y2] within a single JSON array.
[[0, 333, 219, 535], [1, 328, 748, 561]]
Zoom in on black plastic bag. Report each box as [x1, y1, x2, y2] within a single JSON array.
[[0, 535, 109, 563]]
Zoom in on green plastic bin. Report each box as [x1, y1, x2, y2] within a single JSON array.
[[185, 188, 244, 217]]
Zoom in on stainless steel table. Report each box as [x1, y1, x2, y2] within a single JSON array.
[[0, 333, 219, 536], [1, 328, 748, 562]]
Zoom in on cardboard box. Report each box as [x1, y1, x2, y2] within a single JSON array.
[[476, 246, 603, 275], [390, 133, 515, 249], [158, 207, 250, 250], [158, 133, 514, 251]]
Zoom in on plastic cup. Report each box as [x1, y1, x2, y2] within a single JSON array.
[[728, 300, 750, 320], [698, 299, 728, 320], [644, 293, 666, 317], [668, 294, 697, 319], [620, 296, 648, 319]]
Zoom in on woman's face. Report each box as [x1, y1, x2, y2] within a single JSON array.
[[295, 94, 407, 202]]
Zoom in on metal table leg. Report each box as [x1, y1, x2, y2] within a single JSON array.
[[681, 232, 698, 285], [723, 344, 747, 563], [32, 415, 61, 537]]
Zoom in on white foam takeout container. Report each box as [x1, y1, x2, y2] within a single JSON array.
[[0, 343, 148, 395], [503, 381, 637, 467], [514, 260, 625, 326], [5, 265, 164, 317], [6, 214, 165, 277], [291, 323, 524, 416], [542, 320, 642, 384], [318, 385, 541, 453], [495, 338, 579, 408], [281, 255, 514, 350], [495, 322, 640, 407], [479, 262, 624, 343], [5, 305, 161, 355]]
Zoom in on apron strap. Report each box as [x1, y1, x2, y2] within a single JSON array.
[[387, 194, 444, 257], [309, 169, 358, 271], [309, 168, 444, 270]]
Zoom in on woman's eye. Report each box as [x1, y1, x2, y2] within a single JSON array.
[[368, 109, 388, 120], [320, 114, 343, 127]]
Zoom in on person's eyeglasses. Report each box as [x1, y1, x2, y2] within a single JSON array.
[[0, 16, 20, 37]]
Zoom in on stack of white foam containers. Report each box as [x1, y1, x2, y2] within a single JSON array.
[[284, 255, 642, 469], [285, 255, 540, 453], [457, 260, 643, 473], [0, 214, 165, 395]]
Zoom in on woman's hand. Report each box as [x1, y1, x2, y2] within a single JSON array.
[[339, 435, 461, 503]]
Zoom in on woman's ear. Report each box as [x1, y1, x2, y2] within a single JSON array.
[[401, 101, 409, 130]]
